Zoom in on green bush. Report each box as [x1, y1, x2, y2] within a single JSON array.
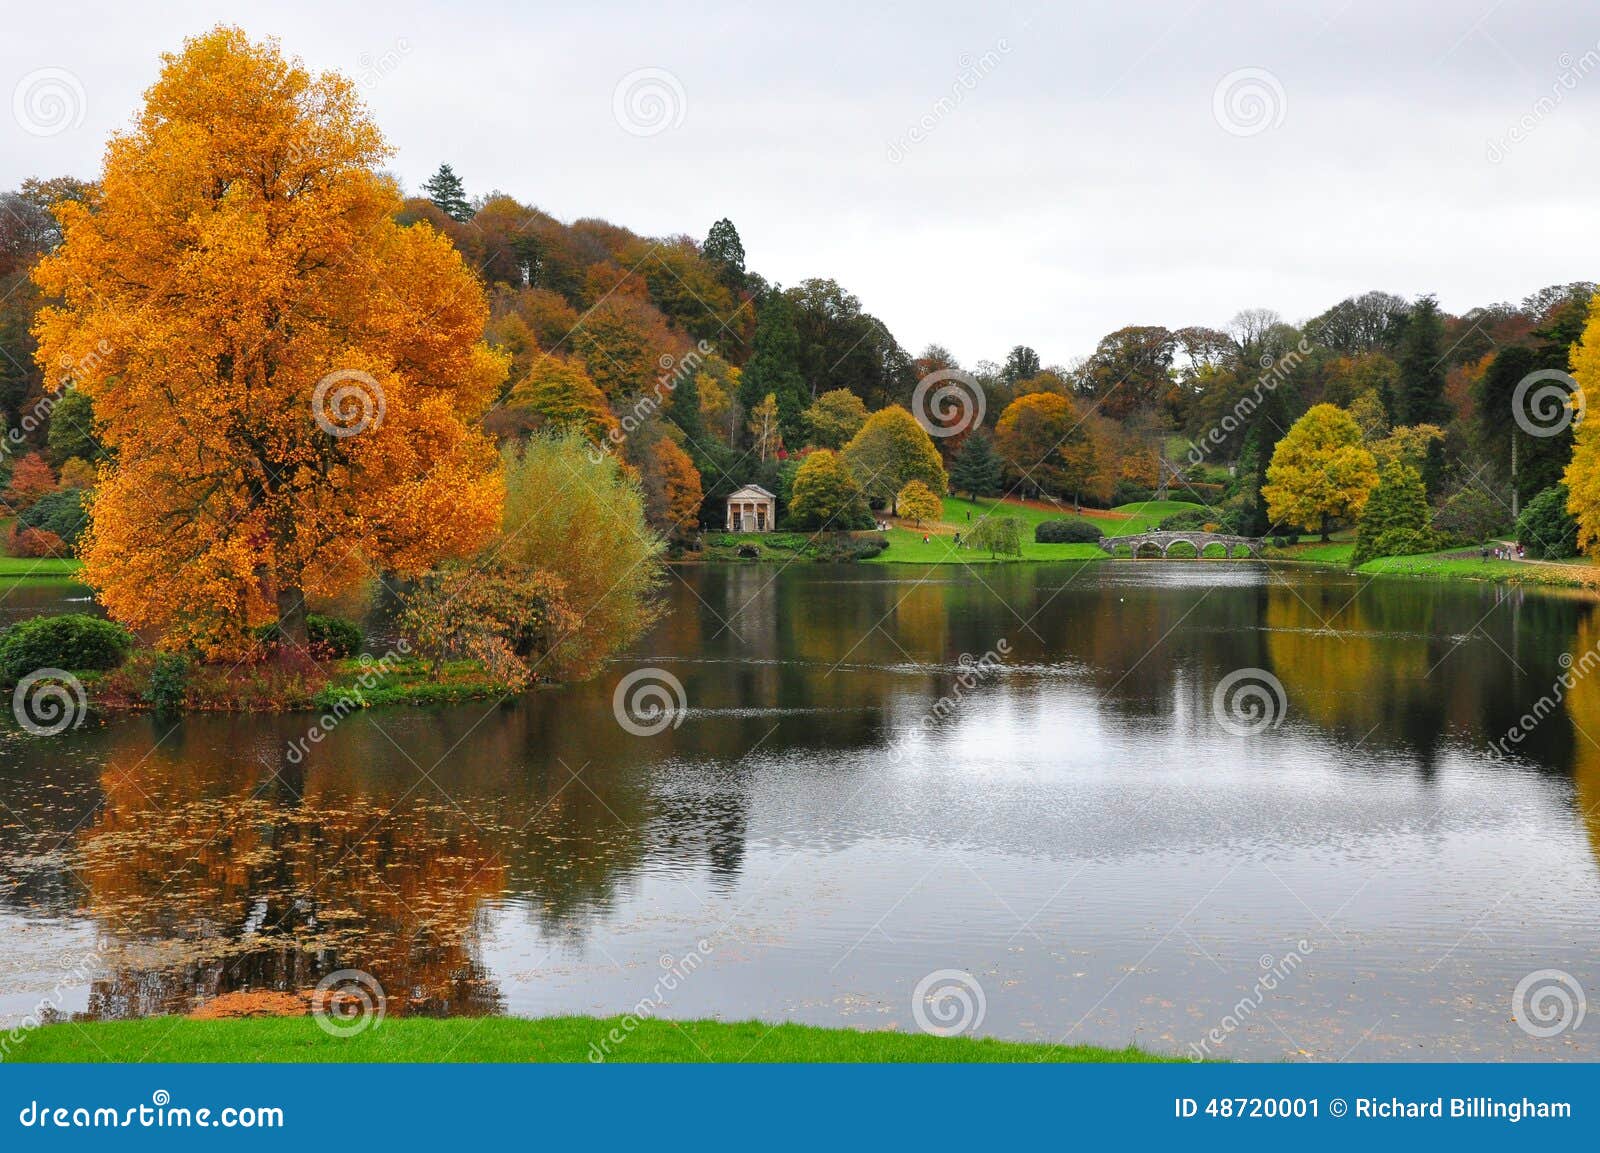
[[1035, 518, 1104, 544], [18, 488, 88, 546], [0, 614, 133, 682], [1157, 509, 1209, 532], [143, 652, 190, 715], [307, 615, 363, 658], [1516, 485, 1579, 559], [812, 533, 888, 562]]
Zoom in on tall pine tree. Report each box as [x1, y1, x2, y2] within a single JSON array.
[[703, 218, 746, 291], [740, 290, 808, 445], [950, 431, 1003, 497], [1394, 295, 1448, 426], [422, 163, 471, 223]]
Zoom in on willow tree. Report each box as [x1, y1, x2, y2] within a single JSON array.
[[33, 28, 507, 655]]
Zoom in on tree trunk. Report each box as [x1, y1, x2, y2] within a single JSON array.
[[276, 585, 310, 653]]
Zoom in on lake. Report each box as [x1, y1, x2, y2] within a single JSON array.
[[2, 561, 1597, 1060]]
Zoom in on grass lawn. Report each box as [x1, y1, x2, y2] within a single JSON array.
[[1355, 549, 1600, 587], [1267, 540, 1357, 565], [868, 526, 1106, 564], [10, 1015, 1172, 1064], [0, 555, 84, 578], [937, 495, 1205, 537]]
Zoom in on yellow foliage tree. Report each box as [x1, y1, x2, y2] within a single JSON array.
[[1261, 404, 1378, 540], [895, 479, 942, 526], [1562, 295, 1600, 554], [32, 27, 506, 655]]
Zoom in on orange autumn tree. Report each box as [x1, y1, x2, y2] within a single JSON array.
[[32, 28, 506, 655]]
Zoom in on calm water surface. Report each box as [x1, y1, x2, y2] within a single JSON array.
[[2, 562, 1598, 1060]]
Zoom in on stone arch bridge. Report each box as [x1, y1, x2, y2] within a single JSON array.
[[1100, 530, 1261, 559]]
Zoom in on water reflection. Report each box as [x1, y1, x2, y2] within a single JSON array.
[[1, 563, 1599, 1059]]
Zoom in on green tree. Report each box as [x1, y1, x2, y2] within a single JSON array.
[[740, 289, 809, 442], [1352, 462, 1435, 565], [895, 479, 942, 525], [497, 432, 664, 679], [788, 449, 871, 530], [45, 386, 100, 465], [703, 218, 746, 291], [802, 388, 868, 449], [1394, 294, 1448, 425], [841, 405, 948, 512], [1516, 484, 1579, 559], [1432, 487, 1506, 547], [950, 430, 1003, 497], [1261, 404, 1379, 540], [1000, 345, 1041, 386], [969, 515, 1022, 558], [422, 163, 471, 223]]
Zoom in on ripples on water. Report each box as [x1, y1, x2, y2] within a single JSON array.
[[1, 562, 1597, 1060]]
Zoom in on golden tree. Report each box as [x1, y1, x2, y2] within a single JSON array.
[[1261, 404, 1378, 540], [32, 28, 506, 654], [1563, 295, 1600, 554]]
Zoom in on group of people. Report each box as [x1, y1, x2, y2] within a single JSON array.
[[1483, 543, 1525, 561]]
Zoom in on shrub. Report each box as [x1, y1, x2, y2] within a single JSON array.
[[143, 652, 190, 715], [19, 487, 88, 546], [1157, 509, 1209, 532], [812, 533, 887, 562], [0, 614, 133, 682], [969, 515, 1023, 558], [6, 524, 68, 558], [1516, 484, 1580, 559], [307, 614, 363, 659], [1035, 518, 1104, 544]]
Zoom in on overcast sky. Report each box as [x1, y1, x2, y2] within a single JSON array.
[[5, 0, 1597, 365]]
